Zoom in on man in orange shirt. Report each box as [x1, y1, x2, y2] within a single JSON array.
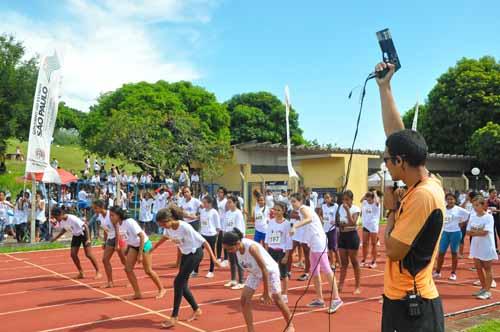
[[376, 62, 445, 332]]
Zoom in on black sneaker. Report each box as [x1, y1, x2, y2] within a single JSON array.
[[298, 273, 309, 281]]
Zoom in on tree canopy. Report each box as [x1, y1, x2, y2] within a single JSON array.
[[80, 81, 231, 178], [225, 92, 305, 145], [469, 122, 500, 173], [403, 56, 500, 156], [56, 102, 87, 131], [0, 35, 38, 154]]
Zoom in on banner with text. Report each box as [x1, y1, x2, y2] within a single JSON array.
[[25, 51, 62, 174]]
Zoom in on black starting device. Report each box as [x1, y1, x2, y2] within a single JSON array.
[[369, 28, 401, 79]]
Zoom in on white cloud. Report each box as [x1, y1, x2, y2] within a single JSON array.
[[0, 0, 216, 111]]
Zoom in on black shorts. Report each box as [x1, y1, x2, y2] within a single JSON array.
[[268, 248, 289, 279], [71, 231, 90, 248], [338, 231, 360, 250], [382, 295, 444, 332], [105, 238, 117, 247]]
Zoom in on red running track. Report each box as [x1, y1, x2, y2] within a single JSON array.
[[0, 232, 499, 332]]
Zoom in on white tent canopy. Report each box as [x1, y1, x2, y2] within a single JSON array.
[[368, 171, 405, 188]]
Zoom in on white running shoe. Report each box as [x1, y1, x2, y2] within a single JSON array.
[[231, 283, 245, 290], [448, 273, 457, 281], [224, 280, 237, 287], [432, 271, 441, 279], [205, 272, 214, 278]]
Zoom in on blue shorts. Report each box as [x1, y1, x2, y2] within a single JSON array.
[[439, 231, 462, 254], [254, 230, 266, 242]]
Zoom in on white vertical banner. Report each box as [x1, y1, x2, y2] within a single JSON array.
[[25, 51, 62, 174], [284, 85, 298, 179], [411, 98, 419, 131]]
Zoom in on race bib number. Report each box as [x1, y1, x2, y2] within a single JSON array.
[[366, 208, 372, 214], [201, 218, 209, 227], [226, 217, 235, 228], [444, 214, 452, 223], [120, 231, 128, 240], [339, 217, 348, 225], [269, 231, 282, 245], [241, 261, 253, 271]]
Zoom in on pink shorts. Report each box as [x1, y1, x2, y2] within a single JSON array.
[[309, 251, 333, 277]]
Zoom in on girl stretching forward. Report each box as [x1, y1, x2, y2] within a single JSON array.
[[50, 207, 101, 279], [223, 228, 295, 332], [289, 193, 343, 313], [153, 205, 220, 328], [109, 206, 165, 300], [467, 196, 498, 300]]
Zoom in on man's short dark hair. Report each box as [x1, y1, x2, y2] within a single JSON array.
[[385, 129, 428, 167]]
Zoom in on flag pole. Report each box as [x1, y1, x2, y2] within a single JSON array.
[[30, 173, 36, 243]]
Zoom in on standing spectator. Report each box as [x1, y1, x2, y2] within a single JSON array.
[[93, 160, 100, 175], [14, 192, 31, 243], [130, 173, 139, 185], [139, 191, 154, 234], [179, 169, 188, 188], [165, 173, 174, 190], [265, 189, 275, 209], [0, 191, 15, 242], [15, 146, 23, 161], [85, 156, 91, 171], [191, 171, 200, 196], [35, 191, 47, 242], [486, 189, 500, 253]]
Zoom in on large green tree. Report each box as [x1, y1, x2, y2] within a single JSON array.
[[80, 81, 230, 177], [469, 122, 500, 173], [225, 92, 305, 145], [406, 56, 500, 154], [0, 35, 38, 155], [56, 102, 87, 131]]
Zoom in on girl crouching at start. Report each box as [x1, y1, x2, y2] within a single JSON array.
[[222, 228, 295, 332]]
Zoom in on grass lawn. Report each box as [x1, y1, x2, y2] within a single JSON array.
[[467, 319, 500, 331], [0, 138, 139, 194]]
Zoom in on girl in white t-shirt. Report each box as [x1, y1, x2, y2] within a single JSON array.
[[467, 196, 498, 300], [222, 228, 295, 332], [92, 200, 126, 288], [50, 207, 101, 280], [289, 193, 343, 314], [253, 194, 270, 245], [460, 191, 476, 258], [216, 187, 229, 264], [337, 190, 361, 295], [320, 193, 340, 269], [110, 206, 165, 301], [199, 196, 221, 278], [224, 196, 246, 289], [265, 201, 293, 303], [153, 205, 220, 329], [360, 191, 381, 268], [433, 193, 470, 281], [139, 191, 154, 233]]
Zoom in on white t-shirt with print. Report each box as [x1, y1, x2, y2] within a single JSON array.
[[180, 198, 202, 223], [60, 214, 85, 236], [163, 221, 206, 255], [119, 218, 148, 248], [265, 219, 293, 250], [321, 203, 338, 233], [223, 209, 245, 233], [338, 205, 361, 226], [361, 201, 380, 233], [200, 208, 221, 237], [444, 205, 469, 233], [140, 198, 154, 222], [253, 205, 270, 233]]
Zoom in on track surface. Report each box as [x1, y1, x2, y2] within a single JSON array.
[[1, 231, 499, 332]]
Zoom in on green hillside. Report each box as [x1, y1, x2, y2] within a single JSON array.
[[0, 139, 139, 194]]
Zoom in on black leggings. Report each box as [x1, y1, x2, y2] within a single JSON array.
[[216, 230, 228, 260], [202, 234, 217, 272], [172, 247, 203, 317], [229, 252, 244, 283], [494, 217, 500, 250]]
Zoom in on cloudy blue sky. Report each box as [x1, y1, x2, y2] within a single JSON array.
[[1, 0, 499, 150]]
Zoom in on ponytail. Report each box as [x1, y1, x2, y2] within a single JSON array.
[[222, 227, 244, 246]]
